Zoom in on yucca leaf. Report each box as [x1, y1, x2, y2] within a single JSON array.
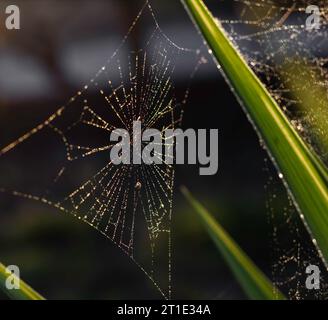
[[0, 262, 45, 300], [181, 186, 285, 300], [182, 0, 328, 264]]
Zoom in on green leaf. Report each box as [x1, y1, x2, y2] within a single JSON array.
[[0, 262, 45, 300], [181, 186, 285, 300], [182, 0, 328, 264]]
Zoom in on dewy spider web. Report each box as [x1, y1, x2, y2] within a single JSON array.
[[212, 0, 328, 298], [0, 1, 204, 299]]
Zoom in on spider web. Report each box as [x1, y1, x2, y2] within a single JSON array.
[[0, 1, 204, 299], [212, 0, 328, 299]]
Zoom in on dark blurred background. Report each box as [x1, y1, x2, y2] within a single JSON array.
[[0, 0, 324, 300]]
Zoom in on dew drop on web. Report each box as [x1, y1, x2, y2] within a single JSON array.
[[135, 181, 142, 191]]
